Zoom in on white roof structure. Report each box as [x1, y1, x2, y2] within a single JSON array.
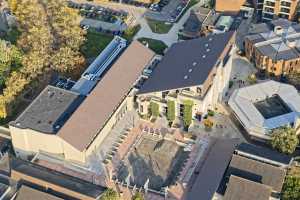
[[229, 81, 300, 138]]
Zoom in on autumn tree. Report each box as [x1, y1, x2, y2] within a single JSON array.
[[271, 126, 299, 154]]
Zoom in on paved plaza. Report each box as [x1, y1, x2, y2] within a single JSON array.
[[117, 135, 188, 191]]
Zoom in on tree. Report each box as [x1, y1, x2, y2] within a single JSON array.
[[100, 189, 119, 200], [150, 102, 159, 118], [183, 100, 193, 129], [0, 40, 23, 86], [270, 126, 299, 154], [167, 100, 175, 123], [132, 192, 144, 200], [282, 176, 300, 200]]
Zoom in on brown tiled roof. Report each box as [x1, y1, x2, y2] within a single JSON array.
[[58, 41, 155, 151], [15, 185, 63, 200], [226, 154, 286, 192], [224, 176, 272, 200]]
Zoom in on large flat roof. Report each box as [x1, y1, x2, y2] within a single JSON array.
[[224, 176, 271, 200], [138, 31, 235, 94], [10, 86, 84, 134], [58, 41, 155, 151], [229, 80, 300, 132], [186, 138, 240, 200], [236, 143, 292, 166], [11, 158, 106, 198], [225, 154, 286, 192], [15, 185, 63, 200]]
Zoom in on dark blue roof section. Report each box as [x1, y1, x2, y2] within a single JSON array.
[[138, 31, 235, 94], [187, 138, 240, 200], [236, 143, 292, 165]]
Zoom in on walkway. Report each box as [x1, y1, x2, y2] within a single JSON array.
[[134, 2, 203, 47]]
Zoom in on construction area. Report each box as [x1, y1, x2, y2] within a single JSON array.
[[117, 135, 189, 191]]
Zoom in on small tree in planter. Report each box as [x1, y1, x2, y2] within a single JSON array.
[[207, 109, 215, 117], [149, 102, 159, 120], [183, 100, 193, 131], [203, 118, 214, 131], [167, 100, 175, 126]]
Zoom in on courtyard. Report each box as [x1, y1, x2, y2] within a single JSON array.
[[117, 135, 189, 191]]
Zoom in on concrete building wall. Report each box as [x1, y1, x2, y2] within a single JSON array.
[[262, 0, 299, 21], [10, 126, 65, 160]]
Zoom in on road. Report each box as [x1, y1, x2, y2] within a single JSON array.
[[73, 0, 204, 47]]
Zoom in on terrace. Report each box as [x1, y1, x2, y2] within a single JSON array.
[[117, 135, 189, 191], [254, 95, 292, 119]]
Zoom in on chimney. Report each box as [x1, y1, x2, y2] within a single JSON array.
[[274, 26, 283, 35]]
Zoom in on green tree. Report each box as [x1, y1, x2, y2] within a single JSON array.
[[183, 100, 193, 129], [282, 176, 300, 200], [167, 100, 175, 122], [271, 126, 299, 154], [150, 102, 159, 118], [100, 189, 119, 200], [132, 192, 144, 200], [0, 40, 23, 86]]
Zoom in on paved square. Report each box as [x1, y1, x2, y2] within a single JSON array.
[[117, 136, 188, 191]]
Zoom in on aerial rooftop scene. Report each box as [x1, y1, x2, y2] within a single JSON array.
[[0, 0, 300, 200]]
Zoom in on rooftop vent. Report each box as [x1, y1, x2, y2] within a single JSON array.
[[206, 48, 210, 52], [202, 55, 206, 58], [205, 43, 209, 47], [274, 26, 283, 35], [193, 62, 197, 66], [209, 38, 213, 41], [184, 75, 188, 79], [188, 69, 193, 73]]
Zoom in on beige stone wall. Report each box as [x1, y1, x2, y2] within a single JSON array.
[[10, 126, 64, 158], [215, 0, 246, 13]]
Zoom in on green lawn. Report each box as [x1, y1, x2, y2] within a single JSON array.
[[81, 29, 114, 59], [147, 19, 173, 34], [138, 38, 168, 55]]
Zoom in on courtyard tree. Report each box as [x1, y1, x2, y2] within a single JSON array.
[[100, 188, 119, 200], [183, 100, 193, 130], [271, 126, 299, 154], [150, 102, 159, 118], [282, 176, 300, 200], [167, 100, 175, 124], [132, 192, 144, 200]]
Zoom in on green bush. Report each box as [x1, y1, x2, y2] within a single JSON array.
[[100, 188, 119, 200], [271, 126, 299, 154], [150, 102, 159, 118], [167, 100, 175, 122], [132, 192, 144, 200], [183, 100, 193, 129], [282, 176, 300, 200], [207, 110, 215, 117]]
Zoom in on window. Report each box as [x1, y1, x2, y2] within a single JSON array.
[[280, 7, 290, 14], [281, 1, 291, 7], [265, 1, 275, 7]]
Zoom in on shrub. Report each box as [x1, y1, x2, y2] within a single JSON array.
[[149, 102, 159, 118], [183, 100, 193, 129], [271, 126, 299, 154], [167, 100, 175, 122]]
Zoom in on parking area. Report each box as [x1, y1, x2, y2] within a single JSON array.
[[145, 0, 188, 22], [68, 1, 129, 32]]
